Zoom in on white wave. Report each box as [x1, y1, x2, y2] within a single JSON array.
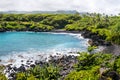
[[48, 32, 85, 39], [0, 48, 81, 67], [0, 32, 89, 67]]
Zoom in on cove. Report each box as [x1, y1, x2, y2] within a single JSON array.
[[0, 32, 89, 65]]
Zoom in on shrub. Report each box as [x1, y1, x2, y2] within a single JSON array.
[[16, 65, 60, 80]]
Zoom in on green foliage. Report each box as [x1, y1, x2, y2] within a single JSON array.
[[0, 65, 7, 80], [16, 65, 60, 80], [0, 13, 120, 44], [14, 53, 120, 80], [113, 57, 120, 74], [30, 23, 54, 31], [64, 13, 120, 45], [65, 53, 120, 80], [0, 14, 82, 33], [65, 23, 85, 31], [0, 13, 120, 79], [0, 65, 5, 73], [0, 73, 7, 80], [65, 66, 100, 80], [75, 53, 112, 71], [108, 22, 120, 44], [16, 72, 27, 80], [87, 45, 97, 52], [96, 22, 109, 28]]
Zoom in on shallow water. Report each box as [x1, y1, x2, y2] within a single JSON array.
[[0, 32, 89, 65]]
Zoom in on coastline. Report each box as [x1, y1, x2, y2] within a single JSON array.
[[0, 31, 87, 66], [3, 53, 79, 79], [51, 29, 120, 55], [1, 30, 117, 54], [1, 30, 119, 55], [0, 31, 84, 79], [0, 30, 119, 79]]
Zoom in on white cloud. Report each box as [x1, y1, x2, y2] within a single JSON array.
[[0, 0, 120, 14]]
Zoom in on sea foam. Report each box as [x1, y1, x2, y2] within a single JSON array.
[[0, 32, 88, 67]]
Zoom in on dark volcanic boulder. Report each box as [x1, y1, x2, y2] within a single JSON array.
[[101, 71, 120, 80], [0, 28, 6, 32], [17, 65, 26, 72]]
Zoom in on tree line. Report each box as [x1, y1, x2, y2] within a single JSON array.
[[0, 13, 120, 44]]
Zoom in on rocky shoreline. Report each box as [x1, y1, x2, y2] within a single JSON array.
[[51, 29, 119, 55], [3, 53, 78, 80], [0, 30, 84, 79], [52, 29, 120, 55], [0, 30, 120, 79], [0, 29, 115, 46], [50, 29, 111, 46], [80, 30, 120, 55]]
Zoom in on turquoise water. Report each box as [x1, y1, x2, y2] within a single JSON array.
[[0, 32, 88, 57]]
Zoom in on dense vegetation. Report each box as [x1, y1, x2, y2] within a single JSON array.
[[0, 65, 7, 80], [65, 53, 114, 80], [0, 14, 81, 31], [0, 13, 120, 44], [0, 13, 120, 79], [1, 52, 120, 80], [16, 65, 60, 80]]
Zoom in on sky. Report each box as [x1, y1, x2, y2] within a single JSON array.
[[0, 0, 120, 15]]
